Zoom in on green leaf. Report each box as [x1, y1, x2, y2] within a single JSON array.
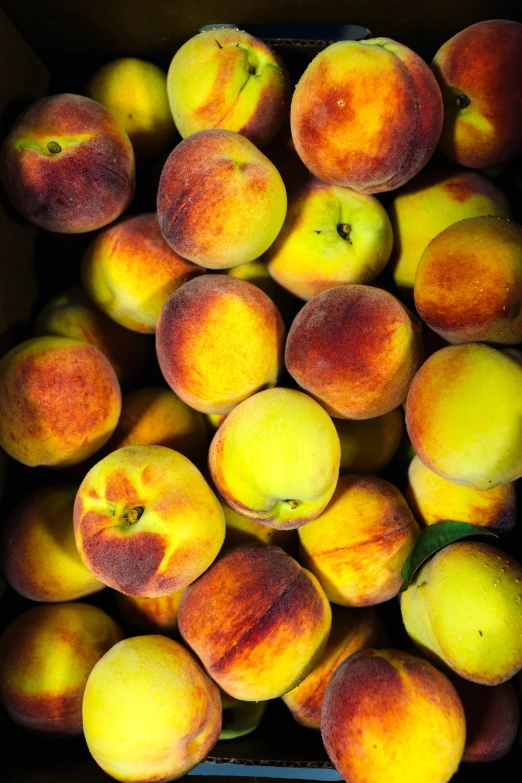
[[399, 521, 498, 593]]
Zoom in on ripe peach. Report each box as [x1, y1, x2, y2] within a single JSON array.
[[0, 94, 134, 232], [335, 408, 403, 475], [0, 336, 121, 467], [221, 498, 296, 552], [455, 678, 519, 763], [115, 590, 184, 636]]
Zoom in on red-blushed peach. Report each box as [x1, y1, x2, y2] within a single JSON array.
[[0, 93, 134, 233], [321, 649, 466, 783], [157, 129, 287, 269], [221, 497, 296, 552], [0, 336, 121, 467], [0, 485, 104, 602], [166, 29, 290, 149], [0, 603, 122, 735], [34, 287, 149, 382], [282, 606, 387, 729], [406, 455, 516, 531], [106, 387, 208, 468], [431, 20, 522, 169], [156, 275, 284, 415], [178, 544, 332, 701], [73, 445, 225, 597], [299, 474, 420, 606], [115, 589, 184, 636], [405, 344, 522, 489], [82, 635, 221, 782], [389, 168, 511, 292], [82, 213, 204, 333], [335, 408, 403, 475], [290, 39, 443, 193], [454, 678, 519, 763], [285, 285, 423, 419], [219, 688, 267, 740]]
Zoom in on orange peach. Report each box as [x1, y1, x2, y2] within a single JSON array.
[[0, 93, 134, 232], [82, 213, 204, 333], [156, 275, 284, 415], [335, 408, 403, 475], [221, 498, 296, 552], [157, 129, 287, 269], [285, 285, 423, 419], [290, 39, 443, 193], [115, 589, 183, 636], [0, 603, 122, 735], [178, 544, 331, 701], [455, 678, 519, 763], [74, 445, 225, 597], [0, 336, 121, 467]]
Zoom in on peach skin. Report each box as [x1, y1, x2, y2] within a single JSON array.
[[0, 603, 122, 735], [221, 498, 296, 552], [156, 275, 284, 415], [157, 129, 287, 269], [290, 39, 443, 193], [282, 606, 387, 729], [0, 336, 121, 467], [115, 589, 184, 636], [0, 485, 104, 602], [74, 445, 225, 597], [0, 93, 134, 232], [285, 285, 423, 419], [406, 455, 516, 531], [178, 544, 331, 701], [431, 20, 522, 169], [335, 408, 403, 475], [298, 474, 420, 606], [321, 649, 466, 783], [82, 636, 221, 782], [405, 343, 522, 489], [454, 678, 519, 763], [82, 213, 204, 333]]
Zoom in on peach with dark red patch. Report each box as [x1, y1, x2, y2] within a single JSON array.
[[0, 603, 122, 735], [178, 544, 331, 701], [290, 39, 443, 193], [73, 445, 225, 597], [0, 93, 134, 233], [0, 336, 121, 467], [454, 678, 519, 763], [285, 285, 423, 419], [115, 589, 184, 636]]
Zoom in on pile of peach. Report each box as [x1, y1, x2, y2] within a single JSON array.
[[1, 17, 522, 783]]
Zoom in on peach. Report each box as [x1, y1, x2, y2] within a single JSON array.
[[74, 445, 225, 597], [455, 678, 519, 763], [34, 287, 149, 381], [156, 275, 284, 415], [178, 544, 331, 701], [227, 258, 298, 322], [414, 216, 522, 345], [285, 285, 423, 419], [82, 635, 221, 782], [157, 129, 287, 269], [299, 474, 420, 606], [166, 29, 290, 149], [282, 606, 387, 729], [87, 58, 176, 160], [321, 649, 466, 783], [405, 343, 522, 489], [389, 168, 511, 291], [0, 603, 122, 735], [431, 20, 522, 169], [290, 39, 443, 193], [221, 498, 296, 552], [0, 93, 134, 233], [82, 212, 204, 333], [0, 336, 121, 467], [335, 408, 403, 475], [406, 455, 516, 531], [115, 590, 184, 636], [1, 485, 103, 602], [107, 387, 208, 468]]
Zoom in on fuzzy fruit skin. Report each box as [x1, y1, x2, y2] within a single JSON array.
[[454, 678, 519, 763], [178, 544, 332, 701], [82, 635, 222, 783], [0, 603, 122, 736], [335, 408, 403, 475], [0, 93, 134, 233], [321, 649, 466, 783]]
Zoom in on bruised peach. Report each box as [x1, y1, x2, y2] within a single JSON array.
[[74, 445, 225, 597], [157, 129, 287, 269], [156, 275, 284, 415], [0, 603, 122, 735], [335, 408, 403, 475], [0, 94, 134, 233], [178, 544, 331, 701], [285, 285, 423, 419], [82, 213, 204, 333], [290, 39, 443, 193], [221, 498, 296, 552], [455, 678, 519, 763], [0, 336, 121, 467], [115, 589, 184, 636]]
